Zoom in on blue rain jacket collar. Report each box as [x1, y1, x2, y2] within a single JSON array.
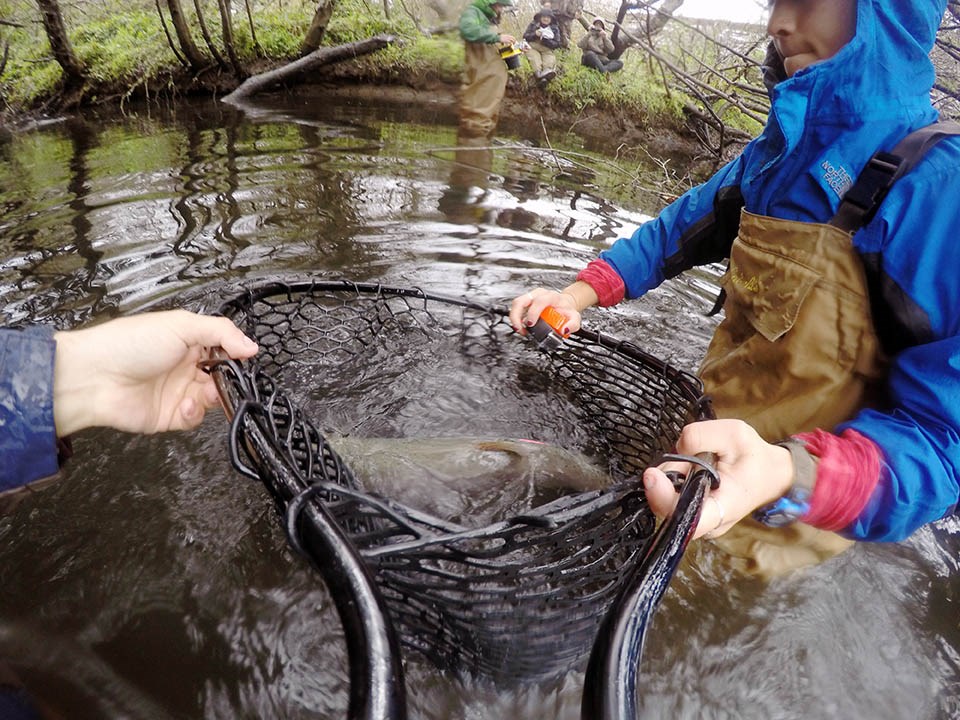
[[744, 0, 946, 219]]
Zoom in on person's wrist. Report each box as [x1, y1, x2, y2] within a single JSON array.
[[559, 281, 598, 313], [52, 329, 103, 436], [559, 290, 579, 312], [752, 440, 814, 527], [765, 443, 795, 504]]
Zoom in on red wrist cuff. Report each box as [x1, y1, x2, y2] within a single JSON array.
[[576, 259, 625, 307], [795, 428, 881, 532]]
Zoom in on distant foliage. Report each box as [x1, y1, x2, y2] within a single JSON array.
[[73, 12, 169, 85], [1, 0, 958, 154]]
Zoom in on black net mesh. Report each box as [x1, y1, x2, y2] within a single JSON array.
[[211, 279, 711, 684]]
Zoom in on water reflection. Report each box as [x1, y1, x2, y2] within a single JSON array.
[[0, 92, 956, 719]]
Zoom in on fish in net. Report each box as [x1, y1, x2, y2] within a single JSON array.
[[208, 278, 717, 719]]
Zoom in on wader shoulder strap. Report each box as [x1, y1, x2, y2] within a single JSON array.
[[829, 120, 960, 233]]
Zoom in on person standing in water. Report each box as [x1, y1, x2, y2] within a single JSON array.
[[510, 0, 960, 577], [458, 0, 517, 138]]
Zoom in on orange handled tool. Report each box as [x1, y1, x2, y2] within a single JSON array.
[[529, 306, 570, 351]]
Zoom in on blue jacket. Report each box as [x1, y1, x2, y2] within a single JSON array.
[[599, 0, 960, 541], [0, 326, 60, 492]]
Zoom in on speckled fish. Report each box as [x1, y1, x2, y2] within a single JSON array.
[[326, 436, 613, 527]]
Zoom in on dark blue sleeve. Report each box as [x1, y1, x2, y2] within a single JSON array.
[[0, 326, 60, 492], [0, 686, 42, 720]]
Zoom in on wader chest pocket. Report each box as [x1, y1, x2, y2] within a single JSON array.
[[724, 238, 820, 343]]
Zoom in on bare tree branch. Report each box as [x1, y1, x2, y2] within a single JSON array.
[[223, 34, 396, 103]]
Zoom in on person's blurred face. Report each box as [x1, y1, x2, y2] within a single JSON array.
[[767, 0, 857, 77], [540, 14, 551, 24]]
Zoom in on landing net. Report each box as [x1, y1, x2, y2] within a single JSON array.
[[211, 279, 711, 684]]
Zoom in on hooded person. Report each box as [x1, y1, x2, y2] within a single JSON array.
[[511, 0, 960, 577], [522, 7, 562, 82], [577, 18, 623, 74], [458, 0, 517, 138]]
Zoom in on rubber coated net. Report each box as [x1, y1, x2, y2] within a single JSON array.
[[211, 279, 710, 683]]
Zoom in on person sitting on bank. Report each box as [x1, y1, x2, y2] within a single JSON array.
[[578, 18, 623, 74], [523, 7, 562, 83], [536, 0, 564, 45]]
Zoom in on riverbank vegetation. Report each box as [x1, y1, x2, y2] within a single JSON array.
[[0, 0, 771, 152], [2, 0, 959, 159]]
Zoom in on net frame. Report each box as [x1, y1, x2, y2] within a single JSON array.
[[210, 278, 713, 686]]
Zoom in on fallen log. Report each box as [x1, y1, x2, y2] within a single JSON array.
[[222, 33, 397, 104]]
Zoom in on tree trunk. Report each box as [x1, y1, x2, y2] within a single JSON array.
[[216, 0, 246, 77], [644, 0, 683, 36], [193, 0, 228, 70], [35, 0, 85, 87], [165, 0, 207, 71], [243, 0, 263, 56], [301, 0, 335, 56], [157, 0, 189, 67], [609, 0, 683, 60], [223, 33, 395, 103]]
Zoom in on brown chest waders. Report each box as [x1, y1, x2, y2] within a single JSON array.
[[700, 120, 960, 578]]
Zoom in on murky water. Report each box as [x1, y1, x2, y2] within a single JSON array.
[[0, 90, 957, 719]]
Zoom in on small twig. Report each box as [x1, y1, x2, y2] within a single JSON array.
[[539, 116, 564, 173]]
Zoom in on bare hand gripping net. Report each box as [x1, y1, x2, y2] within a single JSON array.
[[210, 279, 712, 712]]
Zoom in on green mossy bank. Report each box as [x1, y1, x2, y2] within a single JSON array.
[[0, 0, 750, 169]]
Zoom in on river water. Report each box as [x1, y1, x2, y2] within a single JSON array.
[[0, 90, 957, 720]]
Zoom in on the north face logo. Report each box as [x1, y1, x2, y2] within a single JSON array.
[[821, 159, 853, 198]]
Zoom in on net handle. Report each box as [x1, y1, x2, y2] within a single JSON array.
[[580, 453, 718, 719], [207, 351, 409, 720]]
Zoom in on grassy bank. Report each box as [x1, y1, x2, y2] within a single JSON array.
[[0, 0, 726, 131]]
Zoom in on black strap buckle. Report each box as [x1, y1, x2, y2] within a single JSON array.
[[830, 151, 903, 232]]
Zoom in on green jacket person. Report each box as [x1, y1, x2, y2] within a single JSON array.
[[459, 0, 516, 138]]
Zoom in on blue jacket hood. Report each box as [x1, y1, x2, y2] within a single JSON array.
[[744, 0, 946, 220], [775, 0, 943, 117]]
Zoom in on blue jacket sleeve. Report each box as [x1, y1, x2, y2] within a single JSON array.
[[842, 339, 960, 541], [839, 141, 960, 540], [598, 151, 748, 298], [0, 326, 60, 492]]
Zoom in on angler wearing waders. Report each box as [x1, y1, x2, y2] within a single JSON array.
[[511, 0, 960, 577], [458, 0, 516, 138]]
